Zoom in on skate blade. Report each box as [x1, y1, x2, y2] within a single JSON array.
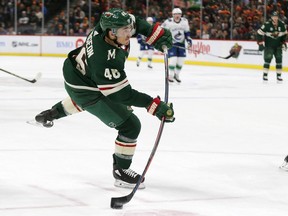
[[279, 162, 288, 171], [114, 179, 145, 189], [26, 120, 53, 128]]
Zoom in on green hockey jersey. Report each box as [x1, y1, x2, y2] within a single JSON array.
[[257, 19, 287, 48], [63, 15, 154, 109]]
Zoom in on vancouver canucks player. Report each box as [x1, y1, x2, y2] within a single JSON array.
[[162, 8, 192, 83], [34, 8, 174, 189], [257, 11, 287, 82]]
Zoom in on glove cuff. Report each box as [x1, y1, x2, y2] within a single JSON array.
[[147, 97, 161, 115], [146, 23, 164, 45]]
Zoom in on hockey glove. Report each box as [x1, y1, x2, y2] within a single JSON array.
[[147, 97, 175, 122], [146, 23, 172, 52], [282, 43, 287, 51], [258, 44, 265, 51]]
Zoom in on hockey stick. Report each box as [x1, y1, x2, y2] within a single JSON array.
[[0, 68, 42, 83], [173, 45, 234, 59], [110, 46, 169, 209]]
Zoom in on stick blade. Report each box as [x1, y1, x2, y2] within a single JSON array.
[[110, 193, 133, 209]]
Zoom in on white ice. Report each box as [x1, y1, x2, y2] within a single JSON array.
[[0, 56, 288, 216]]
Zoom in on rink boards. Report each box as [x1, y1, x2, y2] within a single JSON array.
[[0, 35, 287, 71]]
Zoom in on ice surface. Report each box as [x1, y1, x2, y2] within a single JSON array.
[[0, 56, 288, 216]]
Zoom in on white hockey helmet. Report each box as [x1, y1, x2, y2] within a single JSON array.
[[172, 8, 182, 15], [146, 17, 153, 22]]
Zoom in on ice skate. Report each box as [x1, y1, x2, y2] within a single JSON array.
[[148, 64, 153, 69], [113, 157, 145, 189], [168, 76, 174, 83], [35, 108, 58, 128], [174, 74, 181, 83], [280, 155, 288, 171], [136, 59, 140, 67], [263, 73, 268, 82], [277, 74, 283, 83]]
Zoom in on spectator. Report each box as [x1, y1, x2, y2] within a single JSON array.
[[18, 10, 29, 25], [0, 25, 7, 35], [54, 23, 66, 35]]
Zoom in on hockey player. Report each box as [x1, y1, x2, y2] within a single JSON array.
[[162, 8, 192, 83], [34, 8, 174, 189], [257, 11, 287, 82], [136, 17, 154, 69]]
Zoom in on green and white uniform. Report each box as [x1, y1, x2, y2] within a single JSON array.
[[257, 19, 287, 73], [63, 16, 154, 168]]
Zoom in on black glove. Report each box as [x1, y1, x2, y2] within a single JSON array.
[[147, 97, 175, 122], [146, 23, 172, 52], [258, 44, 265, 51]]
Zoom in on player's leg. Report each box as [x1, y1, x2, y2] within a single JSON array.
[[168, 46, 177, 82], [137, 45, 145, 67], [65, 83, 145, 188], [275, 48, 283, 82], [174, 57, 185, 83], [82, 98, 145, 189], [173, 45, 186, 83], [262, 47, 273, 81], [147, 48, 153, 69], [35, 97, 82, 127]]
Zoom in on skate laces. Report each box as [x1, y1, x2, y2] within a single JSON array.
[[123, 168, 138, 178]]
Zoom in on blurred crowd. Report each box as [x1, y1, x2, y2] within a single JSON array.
[[0, 0, 287, 40]]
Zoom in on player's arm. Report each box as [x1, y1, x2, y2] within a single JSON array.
[[184, 19, 192, 46], [133, 16, 172, 52], [108, 83, 174, 122], [185, 32, 192, 45], [257, 23, 266, 51], [97, 68, 174, 122], [279, 22, 287, 50]]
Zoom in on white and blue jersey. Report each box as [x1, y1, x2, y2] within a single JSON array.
[[136, 34, 154, 51], [162, 17, 192, 57]]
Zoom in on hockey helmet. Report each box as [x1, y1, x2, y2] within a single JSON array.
[[172, 8, 182, 15], [100, 8, 133, 32], [146, 17, 153, 22]]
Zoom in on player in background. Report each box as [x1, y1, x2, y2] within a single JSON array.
[[34, 8, 174, 189], [257, 11, 287, 82], [162, 8, 192, 83], [136, 17, 154, 69]]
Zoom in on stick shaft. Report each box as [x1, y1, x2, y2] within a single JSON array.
[[110, 46, 170, 208], [172, 45, 231, 59], [0, 68, 38, 83]]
